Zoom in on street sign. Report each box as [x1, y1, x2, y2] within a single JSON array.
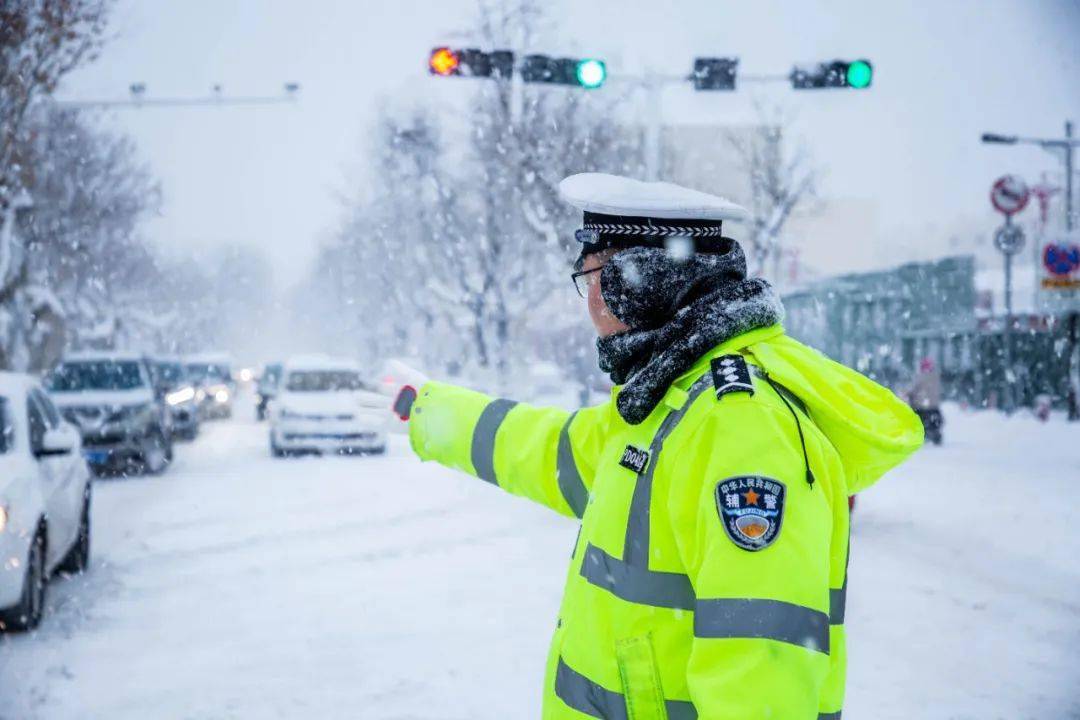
[[994, 223, 1026, 255], [1041, 240, 1080, 290], [990, 175, 1030, 216], [1036, 233, 1080, 316]]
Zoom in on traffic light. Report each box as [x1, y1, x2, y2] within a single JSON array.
[[692, 57, 738, 91], [429, 47, 460, 76], [522, 54, 607, 88], [575, 59, 607, 89], [428, 48, 514, 79], [790, 59, 873, 89]]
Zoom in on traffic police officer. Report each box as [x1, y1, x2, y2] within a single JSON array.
[[390, 174, 923, 719]]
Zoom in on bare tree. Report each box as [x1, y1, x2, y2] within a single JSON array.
[[1, 0, 111, 208], [0, 0, 111, 368], [14, 106, 161, 366], [312, 0, 645, 384], [726, 104, 818, 282]]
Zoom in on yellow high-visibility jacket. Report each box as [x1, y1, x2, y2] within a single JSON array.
[[409, 324, 923, 719]]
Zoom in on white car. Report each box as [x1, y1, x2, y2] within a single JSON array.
[[270, 357, 390, 457], [0, 374, 92, 632]]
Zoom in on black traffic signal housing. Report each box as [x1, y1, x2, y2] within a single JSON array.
[[521, 54, 607, 88], [790, 59, 873, 89], [521, 54, 570, 84], [429, 48, 514, 79], [692, 57, 738, 91]]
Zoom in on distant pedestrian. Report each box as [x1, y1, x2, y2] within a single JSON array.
[[909, 357, 944, 445]]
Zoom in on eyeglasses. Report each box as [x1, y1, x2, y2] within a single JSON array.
[[570, 266, 604, 298]]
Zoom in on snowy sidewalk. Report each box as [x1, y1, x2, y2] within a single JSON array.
[[1, 405, 1078, 719]]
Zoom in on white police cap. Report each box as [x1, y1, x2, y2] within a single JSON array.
[[559, 173, 748, 256], [559, 173, 748, 223]]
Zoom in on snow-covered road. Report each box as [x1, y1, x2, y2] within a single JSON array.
[[1, 397, 1078, 719]]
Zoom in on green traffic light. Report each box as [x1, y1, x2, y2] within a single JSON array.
[[576, 59, 606, 89], [846, 60, 872, 89]]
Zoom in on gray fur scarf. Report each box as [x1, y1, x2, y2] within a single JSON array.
[[595, 241, 784, 425]]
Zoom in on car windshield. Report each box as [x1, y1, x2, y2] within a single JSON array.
[[187, 363, 230, 384], [152, 362, 186, 386], [285, 370, 365, 392], [47, 360, 145, 391], [261, 364, 282, 386]]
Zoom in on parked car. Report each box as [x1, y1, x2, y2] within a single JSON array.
[[46, 353, 173, 475], [270, 356, 390, 457], [184, 353, 235, 420], [148, 357, 200, 441], [255, 362, 282, 421], [0, 374, 92, 632]]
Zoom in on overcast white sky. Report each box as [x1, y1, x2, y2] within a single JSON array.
[[59, 0, 1080, 285]]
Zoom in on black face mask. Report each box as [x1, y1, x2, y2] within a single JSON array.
[[598, 239, 747, 330], [593, 239, 784, 424]]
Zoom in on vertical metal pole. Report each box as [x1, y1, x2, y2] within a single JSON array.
[[1066, 121, 1075, 232], [1003, 224, 1014, 414], [509, 68, 523, 125], [1065, 121, 1079, 420]]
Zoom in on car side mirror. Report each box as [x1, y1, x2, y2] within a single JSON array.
[[37, 427, 75, 457]]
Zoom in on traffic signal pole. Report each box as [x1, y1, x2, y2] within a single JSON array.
[[429, 49, 872, 183], [635, 70, 791, 181], [1066, 122, 1077, 420]]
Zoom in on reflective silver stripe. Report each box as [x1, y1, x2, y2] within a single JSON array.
[[555, 657, 697, 720], [580, 543, 695, 610], [579, 373, 711, 608], [818, 712, 842, 719], [557, 412, 589, 518], [470, 399, 518, 485], [623, 374, 715, 565], [694, 598, 831, 654], [830, 580, 847, 625]]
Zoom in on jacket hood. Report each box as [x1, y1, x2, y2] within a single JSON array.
[[742, 327, 924, 493]]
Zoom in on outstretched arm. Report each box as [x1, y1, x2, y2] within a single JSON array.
[[408, 381, 608, 519]]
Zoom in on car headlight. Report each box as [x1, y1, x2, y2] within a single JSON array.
[[207, 384, 229, 403], [0, 505, 7, 534], [166, 386, 196, 406]]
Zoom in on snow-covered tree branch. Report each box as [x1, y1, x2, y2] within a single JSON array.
[[725, 104, 819, 284]]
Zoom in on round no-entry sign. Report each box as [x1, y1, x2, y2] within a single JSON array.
[[990, 175, 1030, 216]]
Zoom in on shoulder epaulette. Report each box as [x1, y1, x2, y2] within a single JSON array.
[[710, 354, 755, 400]]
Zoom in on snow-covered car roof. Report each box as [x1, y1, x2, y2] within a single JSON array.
[[147, 355, 185, 364], [284, 354, 361, 372], [59, 351, 147, 364], [184, 352, 234, 365]]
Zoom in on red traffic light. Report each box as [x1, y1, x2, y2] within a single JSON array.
[[429, 47, 460, 76]]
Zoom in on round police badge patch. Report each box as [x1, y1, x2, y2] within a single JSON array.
[[714, 476, 786, 551]]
